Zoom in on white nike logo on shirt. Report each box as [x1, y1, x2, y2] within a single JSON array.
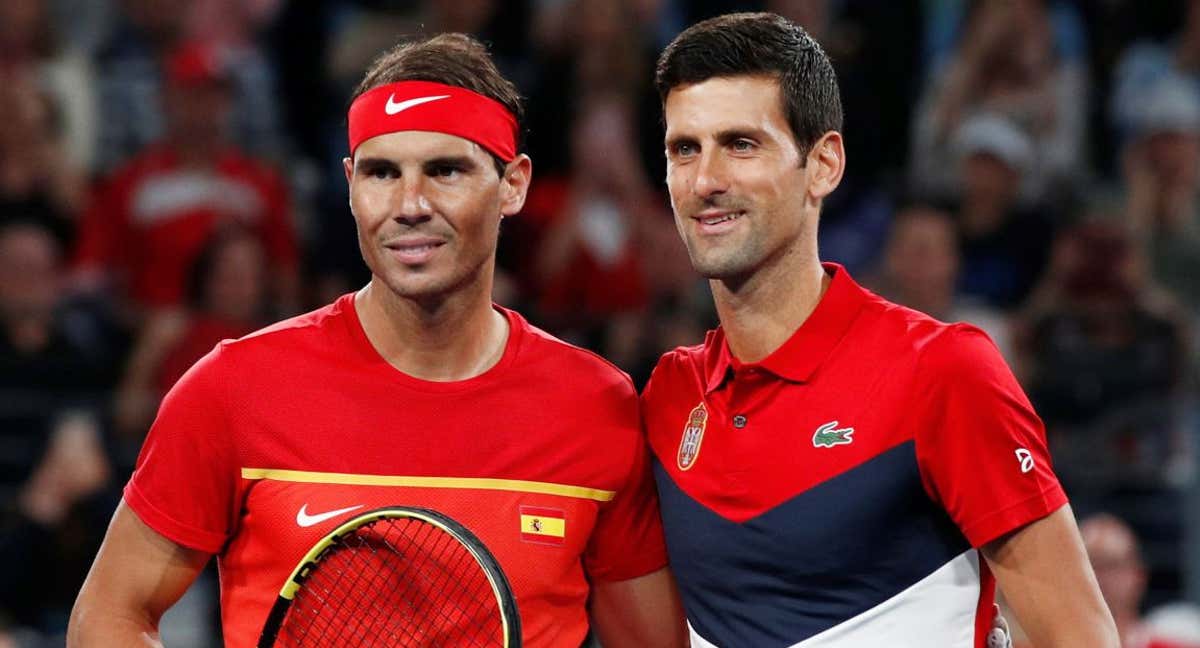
[[385, 94, 450, 115], [296, 504, 363, 527]]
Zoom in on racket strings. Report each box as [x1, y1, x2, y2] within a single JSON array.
[[274, 517, 505, 647], [314, 522, 463, 646], [389, 524, 470, 641], [421, 527, 501, 645], [284, 520, 489, 647], [431, 524, 503, 646]]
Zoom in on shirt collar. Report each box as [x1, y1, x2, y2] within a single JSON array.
[[703, 262, 869, 393]]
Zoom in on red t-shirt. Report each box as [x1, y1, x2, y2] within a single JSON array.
[[642, 263, 1067, 647], [124, 295, 666, 647], [74, 145, 297, 308]]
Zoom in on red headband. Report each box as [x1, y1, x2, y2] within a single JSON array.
[[347, 80, 518, 161]]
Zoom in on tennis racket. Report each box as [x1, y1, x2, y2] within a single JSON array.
[[257, 506, 521, 647]]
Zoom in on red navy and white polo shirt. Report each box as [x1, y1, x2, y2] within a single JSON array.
[[642, 263, 1067, 648]]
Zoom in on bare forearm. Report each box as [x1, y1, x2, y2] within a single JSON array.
[[985, 506, 1118, 648], [67, 600, 164, 648], [999, 580, 1116, 648], [590, 568, 687, 647], [1018, 614, 1118, 648], [68, 503, 210, 648]]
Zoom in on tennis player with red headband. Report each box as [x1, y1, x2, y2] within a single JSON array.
[[69, 34, 685, 648]]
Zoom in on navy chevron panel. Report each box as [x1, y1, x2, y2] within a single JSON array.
[[654, 440, 971, 647]]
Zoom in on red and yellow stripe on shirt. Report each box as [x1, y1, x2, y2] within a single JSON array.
[[520, 506, 566, 545]]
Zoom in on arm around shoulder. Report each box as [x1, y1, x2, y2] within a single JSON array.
[[982, 504, 1118, 648], [68, 500, 211, 648], [589, 567, 687, 648]]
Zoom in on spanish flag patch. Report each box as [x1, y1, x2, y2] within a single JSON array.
[[519, 506, 565, 546]]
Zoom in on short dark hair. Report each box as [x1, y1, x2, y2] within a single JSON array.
[[352, 33, 524, 174], [655, 12, 843, 158]]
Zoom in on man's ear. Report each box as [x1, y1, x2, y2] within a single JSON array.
[[500, 154, 533, 217], [805, 131, 845, 202], [343, 157, 355, 209]]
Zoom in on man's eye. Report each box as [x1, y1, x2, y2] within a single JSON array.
[[732, 139, 755, 152], [675, 143, 696, 157], [433, 166, 461, 178], [368, 167, 395, 179]]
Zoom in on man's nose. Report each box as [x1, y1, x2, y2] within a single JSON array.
[[394, 175, 434, 225], [692, 149, 729, 199]]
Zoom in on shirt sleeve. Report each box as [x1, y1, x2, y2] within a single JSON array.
[[123, 343, 240, 554], [583, 386, 670, 582], [914, 324, 1067, 548]]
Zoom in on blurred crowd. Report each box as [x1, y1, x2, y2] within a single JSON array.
[[4, 0, 1200, 645]]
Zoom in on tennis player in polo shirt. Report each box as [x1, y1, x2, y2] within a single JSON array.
[[70, 34, 684, 648], [641, 13, 1119, 648]]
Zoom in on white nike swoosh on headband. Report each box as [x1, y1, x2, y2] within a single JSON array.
[[385, 93, 451, 115], [296, 503, 364, 527]]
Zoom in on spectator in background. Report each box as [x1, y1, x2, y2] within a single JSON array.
[[949, 113, 1055, 309], [182, 0, 286, 164], [93, 0, 286, 172], [186, 0, 281, 47], [1112, 0, 1200, 141], [0, 0, 97, 172], [921, 0, 1089, 79], [1121, 73, 1200, 313], [112, 227, 269, 439], [1080, 513, 1200, 648], [92, 0, 188, 172], [0, 220, 110, 643], [1018, 222, 1190, 492], [526, 0, 657, 178], [1083, 513, 1153, 648], [525, 94, 658, 366], [0, 72, 86, 244], [869, 204, 1013, 360], [74, 40, 298, 321], [911, 0, 1087, 204]]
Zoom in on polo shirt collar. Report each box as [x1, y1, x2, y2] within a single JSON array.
[[703, 262, 868, 393]]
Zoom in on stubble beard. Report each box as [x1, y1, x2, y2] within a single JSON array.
[[378, 252, 493, 307], [358, 229, 489, 308], [685, 228, 766, 283], [675, 194, 765, 281]]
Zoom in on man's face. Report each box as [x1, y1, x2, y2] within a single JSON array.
[[205, 234, 266, 323], [963, 153, 1021, 209], [1081, 520, 1146, 615], [1145, 130, 1200, 189], [663, 76, 815, 281], [885, 209, 959, 298], [166, 82, 232, 146], [0, 225, 60, 322], [343, 131, 528, 301]]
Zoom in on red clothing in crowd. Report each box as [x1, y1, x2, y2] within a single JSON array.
[[75, 145, 297, 308]]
